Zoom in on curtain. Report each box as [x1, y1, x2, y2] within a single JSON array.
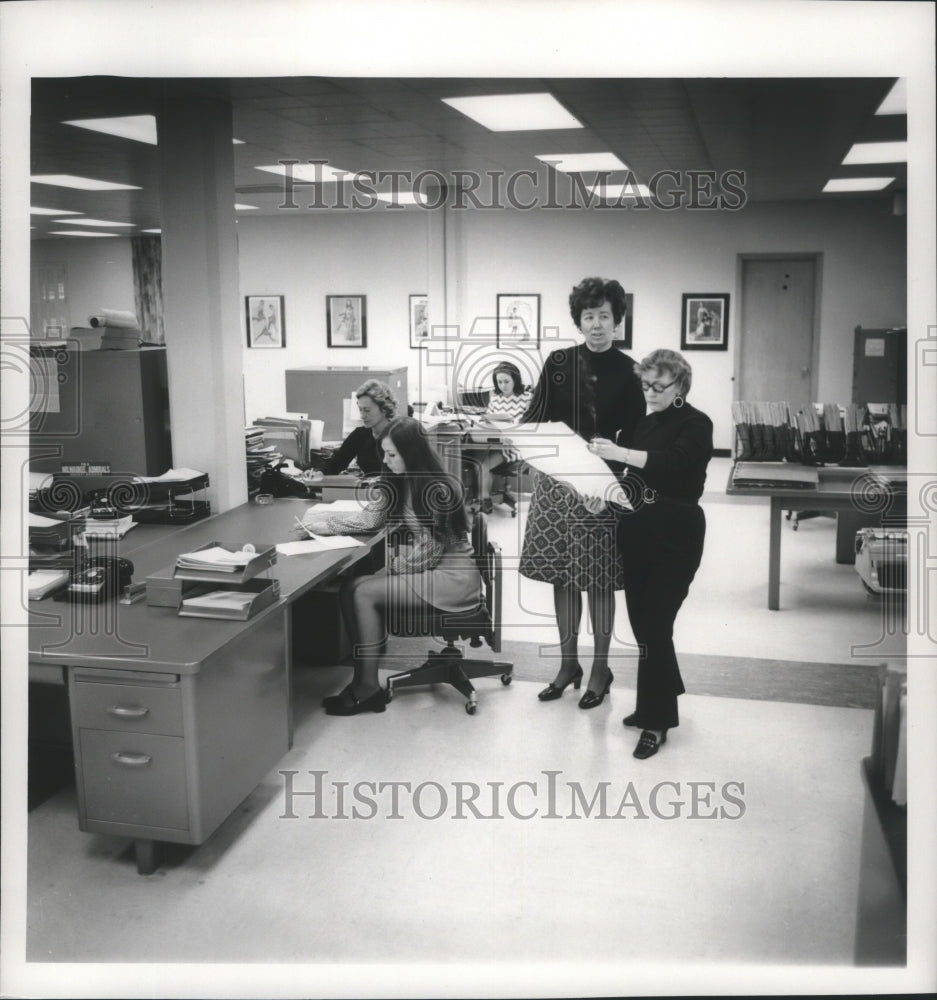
[[131, 234, 165, 345]]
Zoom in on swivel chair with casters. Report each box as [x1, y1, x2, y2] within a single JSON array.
[[384, 513, 513, 714]]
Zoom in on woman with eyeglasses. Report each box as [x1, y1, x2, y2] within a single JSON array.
[[590, 349, 713, 759], [519, 276, 645, 708]]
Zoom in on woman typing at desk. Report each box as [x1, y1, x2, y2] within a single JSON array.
[[476, 361, 532, 513], [300, 417, 481, 716], [316, 379, 398, 477]]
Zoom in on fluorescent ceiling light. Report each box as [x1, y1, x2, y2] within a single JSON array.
[[442, 93, 583, 131], [823, 177, 895, 192], [141, 228, 162, 234], [63, 114, 158, 145], [588, 182, 651, 199], [842, 141, 908, 165], [255, 163, 357, 183], [31, 174, 141, 191], [55, 217, 134, 227], [535, 152, 627, 173], [233, 138, 245, 145], [876, 79, 907, 115], [31, 206, 82, 215], [48, 230, 118, 237], [235, 203, 259, 210], [376, 191, 428, 206]]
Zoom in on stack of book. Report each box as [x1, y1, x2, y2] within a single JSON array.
[[245, 427, 281, 496]]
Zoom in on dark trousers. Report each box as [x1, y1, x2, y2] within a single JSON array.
[[617, 501, 706, 730]]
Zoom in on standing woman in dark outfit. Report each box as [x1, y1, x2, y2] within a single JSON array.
[[519, 277, 645, 706], [590, 349, 713, 758]]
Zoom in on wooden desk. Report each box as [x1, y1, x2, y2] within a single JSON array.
[[28, 497, 382, 873], [726, 466, 905, 610]]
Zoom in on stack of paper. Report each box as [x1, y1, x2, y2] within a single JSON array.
[[28, 569, 70, 600], [176, 546, 256, 572], [81, 514, 136, 538]]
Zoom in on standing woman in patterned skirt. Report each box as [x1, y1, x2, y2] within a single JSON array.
[[518, 277, 645, 707]]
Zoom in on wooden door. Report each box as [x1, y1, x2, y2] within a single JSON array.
[[738, 257, 818, 405]]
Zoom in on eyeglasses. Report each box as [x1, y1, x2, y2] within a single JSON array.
[[640, 379, 677, 394]]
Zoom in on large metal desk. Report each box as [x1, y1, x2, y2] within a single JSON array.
[[726, 465, 905, 610], [28, 498, 382, 873]]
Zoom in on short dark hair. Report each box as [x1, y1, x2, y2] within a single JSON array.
[[491, 361, 524, 396], [569, 276, 627, 328], [639, 349, 693, 396]]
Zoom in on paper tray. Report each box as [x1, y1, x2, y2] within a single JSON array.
[[173, 540, 276, 584], [177, 578, 281, 621]]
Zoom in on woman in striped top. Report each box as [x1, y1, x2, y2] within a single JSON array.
[[477, 361, 532, 513]]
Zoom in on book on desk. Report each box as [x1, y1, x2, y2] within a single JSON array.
[[731, 461, 820, 489]]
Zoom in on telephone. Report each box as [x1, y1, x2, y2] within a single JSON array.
[[66, 556, 134, 601]]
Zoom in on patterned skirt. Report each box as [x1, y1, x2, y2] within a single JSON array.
[[519, 473, 624, 591]]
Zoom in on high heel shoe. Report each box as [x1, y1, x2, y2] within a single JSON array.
[[633, 729, 668, 759], [322, 683, 354, 709], [622, 712, 639, 728], [578, 671, 613, 710], [537, 666, 583, 701], [324, 687, 387, 716]]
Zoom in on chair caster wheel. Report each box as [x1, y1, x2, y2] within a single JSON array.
[[501, 673, 512, 685], [466, 701, 477, 715]]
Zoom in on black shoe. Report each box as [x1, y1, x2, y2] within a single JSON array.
[[633, 729, 668, 759], [481, 498, 494, 515], [322, 683, 353, 709], [501, 491, 517, 510], [578, 671, 614, 710], [622, 712, 640, 728], [324, 687, 387, 716], [537, 666, 583, 701]]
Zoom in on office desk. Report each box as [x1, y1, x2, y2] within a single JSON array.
[[726, 466, 905, 610], [28, 498, 382, 873]]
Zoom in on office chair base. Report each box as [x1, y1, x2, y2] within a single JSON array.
[[385, 648, 513, 714]]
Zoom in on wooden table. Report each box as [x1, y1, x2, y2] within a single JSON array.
[[28, 497, 382, 873], [726, 465, 905, 610]]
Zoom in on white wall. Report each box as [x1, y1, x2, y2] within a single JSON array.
[[31, 197, 906, 451]]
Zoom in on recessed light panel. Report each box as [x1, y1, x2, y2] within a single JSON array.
[[535, 153, 627, 173], [823, 177, 895, 192], [235, 203, 259, 211], [55, 218, 134, 227], [31, 174, 141, 191], [63, 115, 158, 145], [48, 230, 118, 237], [442, 93, 583, 131], [375, 192, 428, 206], [876, 80, 907, 116], [588, 182, 651, 199], [31, 206, 82, 215], [842, 141, 908, 165], [255, 163, 357, 183]]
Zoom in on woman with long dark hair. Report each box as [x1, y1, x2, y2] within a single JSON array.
[[476, 360, 532, 512], [300, 417, 481, 716]]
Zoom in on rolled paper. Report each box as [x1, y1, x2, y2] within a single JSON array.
[[89, 308, 140, 329]]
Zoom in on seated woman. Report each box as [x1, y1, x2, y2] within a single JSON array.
[[317, 379, 398, 477], [476, 361, 532, 513], [301, 416, 482, 716]]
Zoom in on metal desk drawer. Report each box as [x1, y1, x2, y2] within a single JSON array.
[[78, 729, 188, 831], [72, 681, 183, 736]]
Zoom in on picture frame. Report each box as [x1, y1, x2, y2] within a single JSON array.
[[327, 295, 367, 348], [409, 294, 428, 348], [245, 295, 285, 349], [611, 293, 634, 350], [496, 293, 540, 348], [681, 293, 729, 351]]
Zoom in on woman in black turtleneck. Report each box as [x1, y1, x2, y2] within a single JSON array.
[[519, 277, 645, 707], [591, 349, 713, 759]]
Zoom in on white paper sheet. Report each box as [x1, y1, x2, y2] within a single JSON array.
[[276, 536, 364, 556]]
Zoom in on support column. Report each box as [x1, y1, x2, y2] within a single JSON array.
[[157, 96, 245, 512]]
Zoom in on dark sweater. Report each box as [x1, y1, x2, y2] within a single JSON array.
[[522, 343, 645, 451], [322, 425, 384, 476], [618, 401, 713, 502]]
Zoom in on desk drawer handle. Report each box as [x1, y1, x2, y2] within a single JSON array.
[[107, 704, 149, 719], [111, 752, 152, 768]]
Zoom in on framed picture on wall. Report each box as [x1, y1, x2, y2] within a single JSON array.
[[409, 294, 428, 348], [246, 295, 285, 348], [327, 295, 367, 348], [681, 293, 729, 351], [611, 293, 634, 350], [496, 293, 540, 348]]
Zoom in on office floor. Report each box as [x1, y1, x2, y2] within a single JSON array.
[[22, 457, 900, 982]]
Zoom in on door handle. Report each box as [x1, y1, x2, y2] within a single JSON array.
[[108, 704, 150, 719]]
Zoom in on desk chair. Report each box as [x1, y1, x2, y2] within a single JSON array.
[[384, 513, 513, 714]]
